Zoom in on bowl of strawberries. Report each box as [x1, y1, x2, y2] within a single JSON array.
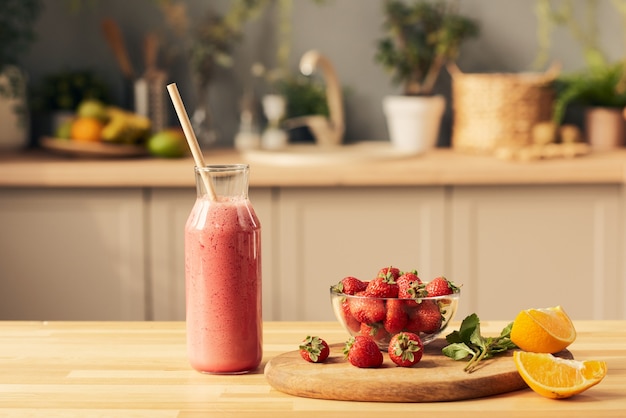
[[330, 266, 461, 350]]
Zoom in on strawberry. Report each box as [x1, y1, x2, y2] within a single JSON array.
[[377, 266, 401, 281], [425, 276, 459, 297], [333, 276, 367, 295], [397, 272, 427, 306], [366, 275, 399, 298], [360, 321, 389, 342], [396, 270, 421, 293], [411, 299, 443, 333], [349, 291, 386, 324], [404, 308, 423, 333], [343, 335, 383, 368], [388, 332, 424, 367], [340, 298, 361, 332], [383, 298, 408, 334], [299, 335, 330, 363]]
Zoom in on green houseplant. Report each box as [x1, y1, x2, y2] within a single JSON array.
[[375, 0, 479, 97], [375, 0, 479, 153], [535, 0, 626, 150], [0, 0, 42, 99], [552, 62, 626, 125]]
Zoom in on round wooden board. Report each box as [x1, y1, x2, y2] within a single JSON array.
[[265, 339, 571, 403], [40, 137, 148, 158]]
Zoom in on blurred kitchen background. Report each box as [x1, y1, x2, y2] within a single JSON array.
[[3, 0, 626, 323], [18, 0, 626, 148]]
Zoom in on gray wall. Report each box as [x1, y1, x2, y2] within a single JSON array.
[[22, 0, 626, 148]]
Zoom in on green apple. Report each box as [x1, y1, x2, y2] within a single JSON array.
[[147, 128, 189, 158], [55, 119, 74, 139], [76, 99, 108, 122]]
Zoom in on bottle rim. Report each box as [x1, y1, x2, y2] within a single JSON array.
[[194, 164, 249, 173]]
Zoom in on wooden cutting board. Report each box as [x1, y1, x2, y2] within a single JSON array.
[[265, 339, 571, 402]]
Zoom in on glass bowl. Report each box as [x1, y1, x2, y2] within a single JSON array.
[[330, 287, 460, 351]]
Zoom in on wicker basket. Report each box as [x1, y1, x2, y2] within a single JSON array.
[[449, 63, 559, 153]]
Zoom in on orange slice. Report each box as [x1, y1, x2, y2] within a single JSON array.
[[510, 306, 576, 353], [514, 351, 607, 399]]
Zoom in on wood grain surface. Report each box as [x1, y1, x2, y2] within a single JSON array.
[[265, 339, 570, 402], [0, 321, 623, 417]]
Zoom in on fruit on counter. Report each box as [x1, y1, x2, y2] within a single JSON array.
[[343, 335, 383, 368], [425, 276, 460, 297], [55, 99, 152, 144], [146, 128, 189, 158], [360, 322, 389, 344], [377, 266, 401, 281], [101, 106, 151, 144], [349, 290, 386, 324], [443, 313, 517, 373], [513, 351, 607, 399], [407, 299, 442, 333], [70, 117, 105, 142], [396, 270, 424, 302], [332, 267, 461, 348], [388, 332, 424, 367], [366, 270, 399, 298], [76, 99, 108, 122], [299, 336, 330, 363], [332, 276, 367, 295], [383, 298, 408, 334], [510, 306, 576, 353], [55, 119, 73, 139]]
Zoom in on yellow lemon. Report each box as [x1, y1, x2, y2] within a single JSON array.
[[514, 351, 607, 399], [510, 306, 576, 353]]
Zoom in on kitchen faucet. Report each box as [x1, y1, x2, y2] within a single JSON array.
[[283, 50, 345, 146]]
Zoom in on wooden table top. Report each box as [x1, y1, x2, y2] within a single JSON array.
[[0, 320, 624, 417]]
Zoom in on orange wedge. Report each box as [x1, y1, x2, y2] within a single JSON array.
[[510, 306, 576, 353], [514, 351, 607, 399]]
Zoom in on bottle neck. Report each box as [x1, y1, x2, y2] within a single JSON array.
[[194, 164, 250, 200]]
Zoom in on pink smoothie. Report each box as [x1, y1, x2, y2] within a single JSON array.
[[185, 196, 262, 373]]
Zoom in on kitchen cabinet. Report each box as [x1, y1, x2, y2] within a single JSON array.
[[449, 185, 623, 321], [0, 188, 145, 320], [0, 183, 623, 322], [148, 187, 275, 321], [276, 186, 447, 321]]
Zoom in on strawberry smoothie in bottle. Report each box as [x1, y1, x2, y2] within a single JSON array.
[[185, 164, 262, 373]]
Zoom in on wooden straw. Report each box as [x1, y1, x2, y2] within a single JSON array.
[[166, 83, 216, 200]]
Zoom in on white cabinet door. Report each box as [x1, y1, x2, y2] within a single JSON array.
[[450, 185, 622, 321], [149, 187, 275, 320], [0, 188, 145, 320], [277, 186, 447, 321]]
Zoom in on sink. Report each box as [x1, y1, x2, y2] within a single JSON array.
[[239, 142, 419, 166]]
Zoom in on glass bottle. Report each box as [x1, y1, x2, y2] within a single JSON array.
[[185, 164, 262, 373]]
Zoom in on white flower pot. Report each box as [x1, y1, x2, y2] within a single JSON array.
[[383, 95, 445, 153]]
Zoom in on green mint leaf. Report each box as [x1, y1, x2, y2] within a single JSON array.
[[445, 329, 463, 344], [458, 313, 480, 341], [443, 314, 518, 373], [442, 342, 476, 361], [469, 324, 486, 349], [500, 322, 514, 338]]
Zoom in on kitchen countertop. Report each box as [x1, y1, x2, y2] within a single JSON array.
[[1, 145, 626, 188], [0, 320, 623, 417]]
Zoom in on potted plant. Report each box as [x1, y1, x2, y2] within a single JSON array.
[[536, 0, 626, 151], [0, 0, 42, 150], [375, 0, 479, 153], [552, 62, 626, 150]]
